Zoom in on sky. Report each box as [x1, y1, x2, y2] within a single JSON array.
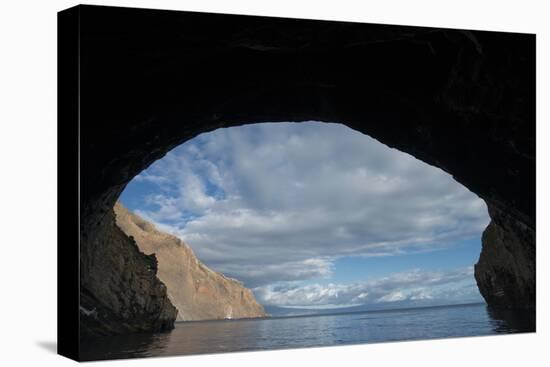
[[120, 121, 490, 309]]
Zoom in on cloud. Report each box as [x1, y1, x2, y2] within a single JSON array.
[[253, 267, 481, 307], [124, 122, 490, 287]]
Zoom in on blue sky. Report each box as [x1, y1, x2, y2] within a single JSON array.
[[120, 121, 489, 309], [326, 237, 482, 283]]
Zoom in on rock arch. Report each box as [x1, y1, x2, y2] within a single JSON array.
[[72, 5, 535, 336]]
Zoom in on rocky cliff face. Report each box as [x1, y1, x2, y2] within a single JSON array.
[[475, 205, 535, 309], [79, 209, 177, 339], [114, 203, 266, 321]]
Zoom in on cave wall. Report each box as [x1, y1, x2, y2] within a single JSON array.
[[76, 5, 535, 336]]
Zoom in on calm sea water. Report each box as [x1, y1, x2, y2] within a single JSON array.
[[80, 303, 535, 361]]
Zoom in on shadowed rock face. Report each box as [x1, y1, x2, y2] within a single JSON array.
[[79, 208, 177, 338], [114, 203, 266, 321], [475, 206, 535, 308], [77, 6, 535, 335]]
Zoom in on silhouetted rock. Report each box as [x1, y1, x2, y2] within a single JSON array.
[[475, 206, 535, 309]]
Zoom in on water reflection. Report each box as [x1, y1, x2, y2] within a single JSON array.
[[80, 330, 171, 361], [80, 303, 535, 361], [486, 306, 536, 333]]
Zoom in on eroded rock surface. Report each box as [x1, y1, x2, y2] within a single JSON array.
[[114, 203, 266, 321], [475, 205, 535, 309]]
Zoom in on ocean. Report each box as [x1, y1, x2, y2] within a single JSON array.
[[80, 302, 535, 361]]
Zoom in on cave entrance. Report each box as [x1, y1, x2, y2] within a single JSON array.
[[78, 107, 534, 339], [117, 121, 491, 317], [64, 7, 536, 352]]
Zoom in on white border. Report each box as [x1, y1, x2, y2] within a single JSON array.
[[0, 1, 547, 366]]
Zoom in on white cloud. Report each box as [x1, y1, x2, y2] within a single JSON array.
[[377, 291, 407, 303], [254, 267, 481, 307], [123, 122, 490, 287]]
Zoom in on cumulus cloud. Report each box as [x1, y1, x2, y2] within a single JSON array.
[[254, 267, 481, 307], [125, 122, 489, 287]]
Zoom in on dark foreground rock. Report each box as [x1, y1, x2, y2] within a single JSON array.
[[475, 206, 535, 309], [80, 209, 177, 338], [73, 5, 535, 336]]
